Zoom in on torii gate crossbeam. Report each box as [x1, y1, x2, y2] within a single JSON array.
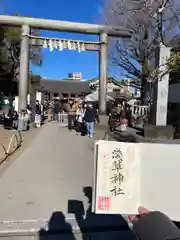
[[0, 15, 132, 115], [0, 15, 131, 37]]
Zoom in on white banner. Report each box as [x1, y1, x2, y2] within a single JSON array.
[[58, 40, 63, 51], [42, 39, 86, 52], [48, 39, 53, 52]]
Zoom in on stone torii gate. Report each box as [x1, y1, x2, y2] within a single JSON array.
[[0, 15, 131, 114]]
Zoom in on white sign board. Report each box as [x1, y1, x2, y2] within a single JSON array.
[[93, 140, 180, 221], [156, 45, 171, 126]]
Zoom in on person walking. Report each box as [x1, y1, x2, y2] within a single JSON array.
[[12, 111, 18, 129], [76, 104, 85, 136], [67, 100, 76, 131], [48, 101, 53, 122], [54, 100, 61, 122], [35, 100, 41, 127], [84, 104, 99, 138], [72, 100, 78, 129], [108, 101, 120, 132]]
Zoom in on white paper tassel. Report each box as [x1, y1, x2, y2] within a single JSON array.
[[72, 42, 76, 50], [58, 40, 63, 51], [53, 40, 58, 49], [43, 40, 48, 48], [48, 39, 54, 52], [77, 41, 81, 53], [67, 41, 72, 50], [81, 42, 85, 51]]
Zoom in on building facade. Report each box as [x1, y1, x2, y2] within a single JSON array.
[[89, 77, 134, 98], [68, 72, 82, 81]]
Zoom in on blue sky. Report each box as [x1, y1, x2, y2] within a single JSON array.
[[0, 0, 106, 80]]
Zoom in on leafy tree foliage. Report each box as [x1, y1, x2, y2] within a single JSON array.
[[167, 44, 180, 84], [0, 14, 42, 95]]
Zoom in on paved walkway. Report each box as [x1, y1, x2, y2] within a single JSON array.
[[0, 126, 42, 163], [0, 122, 94, 228]]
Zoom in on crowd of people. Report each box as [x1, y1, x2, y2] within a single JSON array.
[[48, 99, 99, 138], [0, 96, 133, 133], [0, 100, 43, 131], [0, 110, 19, 130], [47, 98, 134, 136]]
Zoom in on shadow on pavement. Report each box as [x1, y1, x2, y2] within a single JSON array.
[[39, 187, 136, 240], [39, 211, 76, 240], [68, 186, 136, 240]]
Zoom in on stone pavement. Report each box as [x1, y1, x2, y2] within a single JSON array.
[[0, 126, 42, 168], [0, 122, 94, 228], [0, 121, 135, 240], [0, 127, 15, 161]]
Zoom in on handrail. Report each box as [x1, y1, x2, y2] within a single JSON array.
[[0, 144, 6, 156], [0, 130, 22, 164], [130, 105, 150, 117]]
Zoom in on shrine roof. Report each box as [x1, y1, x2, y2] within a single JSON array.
[[34, 79, 92, 94]]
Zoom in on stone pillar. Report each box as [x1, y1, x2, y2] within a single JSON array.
[[19, 25, 30, 111], [99, 32, 108, 114], [154, 44, 171, 126], [145, 44, 173, 140]]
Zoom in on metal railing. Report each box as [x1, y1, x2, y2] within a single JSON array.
[[130, 105, 150, 118], [58, 112, 68, 126], [0, 130, 22, 164]]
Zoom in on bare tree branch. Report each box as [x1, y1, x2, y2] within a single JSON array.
[[103, 0, 180, 103]]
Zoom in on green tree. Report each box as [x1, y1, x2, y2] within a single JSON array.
[[0, 27, 8, 80], [29, 72, 41, 84], [0, 14, 42, 95], [167, 44, 180, 84]]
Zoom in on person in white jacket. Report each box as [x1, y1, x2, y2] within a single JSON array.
[[76, 104, 85, 136]]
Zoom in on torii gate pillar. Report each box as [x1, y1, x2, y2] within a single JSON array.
[[19, 24, 30, 111], [0, 15, 132, 115], [19, 29, 109, 114], [99, 32, 108, 114]]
